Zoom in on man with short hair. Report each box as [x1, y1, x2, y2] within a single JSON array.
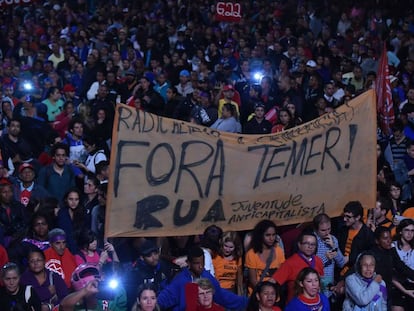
[[158, 246, 247, 311], [343, 65, 365, 94], [95, 160, 109, 183], [89, 83, 115, 122], [125, 239, 177, 308], [243, 102, 272, 134], [271, 231, 324, 303], [323, 81, 341, 108], [87, 70, 106, 101], [136, 75, 165, 116], [12, 163, 49, 206], [367, 197, 394, 232], [37, 143, 75, 202], [62, 119, 88, 164], [217, 84, 240, 118], [337, 201, 375, 277], [276, 75, 304, 118], [1, 118, 35, 170], [44, 228, 77, 288], [399, 87, 414, 111], [313, 213, 347, 300], [175, 70, 194, 97]]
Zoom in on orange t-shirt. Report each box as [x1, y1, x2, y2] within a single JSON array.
[[245, 246, 285, 295], [212, 255, 242, 291], [340, 228, 360, 276], [403, 207, 414, 218]]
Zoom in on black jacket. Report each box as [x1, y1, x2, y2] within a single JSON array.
[[338, 223, 375, 269], [370, 245, 414, 289]]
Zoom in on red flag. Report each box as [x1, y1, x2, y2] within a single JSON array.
[[375, 43, 395, 136]]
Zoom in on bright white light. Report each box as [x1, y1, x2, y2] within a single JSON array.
[[253, 72, 263, 82], [108, 279, 119, 289], [23, 82, 33, 91]]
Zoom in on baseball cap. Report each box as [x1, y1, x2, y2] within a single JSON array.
[[306, 60, 317, 68], [71, 263, 101, 291], [223, 84, 234, 91], [19, 163, 34, 174], [139, 240, 159, 256], [63, 84, 76, 92], [223, 64, 232, 70], [389, 75, 398, 84], [179, 70, 190, 77], [125, 69, 136, 76], [254, 102, 265, 110]]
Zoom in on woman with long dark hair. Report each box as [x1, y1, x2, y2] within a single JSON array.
[[57, 188, 85, 253], [392, 219, 414, 310], [131, 284, 160, 311], [285, 267, 329, 311], [271, 108, 295, 133], [244, 220, 285, 295], [246, 281, 281, 311]]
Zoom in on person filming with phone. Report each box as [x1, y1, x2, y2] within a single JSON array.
[[313, 213, 348, 307], [58, 263, 127, 311]]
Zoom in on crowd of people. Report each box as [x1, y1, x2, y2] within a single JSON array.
[[2, 0, 414, 310]]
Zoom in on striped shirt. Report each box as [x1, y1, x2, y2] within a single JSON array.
[[390, 136, 408, 163], [315, 233, 346, 297]]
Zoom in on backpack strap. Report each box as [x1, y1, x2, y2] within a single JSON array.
[[93, 150, 106, 167], [25, 285, 32, 303], [49, 270, 54, 286]]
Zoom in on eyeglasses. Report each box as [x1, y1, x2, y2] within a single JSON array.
[[403, 229, 414, 233]]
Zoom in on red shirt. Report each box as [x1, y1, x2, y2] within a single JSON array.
[[272, 253, 324, 303]]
